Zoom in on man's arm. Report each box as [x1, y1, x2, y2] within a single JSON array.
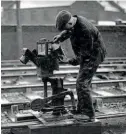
[[53, 30, 72, 43], [72, 45, 80, 60], [66, 45, 80, 66]]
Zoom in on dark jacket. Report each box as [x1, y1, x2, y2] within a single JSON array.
[[59, 15, 106, 62]]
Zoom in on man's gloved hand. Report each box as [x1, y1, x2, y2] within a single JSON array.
[[68, 58, 79, 66], [53, 35, 61, 43]]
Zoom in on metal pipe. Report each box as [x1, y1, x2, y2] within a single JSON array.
[[16, 1, 23, 59], [43, 80, 48, 98], [45, 42, 48, 56]]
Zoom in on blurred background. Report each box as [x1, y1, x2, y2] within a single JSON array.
[[1, 0, 126, 60]]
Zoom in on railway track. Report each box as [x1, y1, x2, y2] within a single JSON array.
[[1, 60, 126, 119], [2, 57, 126, 64], [1, 79, 126, 92], [1, 59, 126, 133], [1, 64, 126, 74], [1, 94, 126, 131], [1, 58, 126, 68], [1, 112, 126, 129], [1, 88, 126, 106], [1, 79, 126, 115], [1, 93, 126, 129], [3, 62, 125, 68], [2, 66, 126, 110], [1, 68, 126, 82]]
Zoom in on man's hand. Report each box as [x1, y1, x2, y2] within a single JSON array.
[[68, 58, 79, 66], [53, 35, 61, 43]]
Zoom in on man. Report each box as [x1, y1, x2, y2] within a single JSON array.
[[53, 10, 106, 121]]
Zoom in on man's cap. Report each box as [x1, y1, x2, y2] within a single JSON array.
[[55, 10, 72, 31]]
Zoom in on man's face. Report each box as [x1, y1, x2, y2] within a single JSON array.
[[64, 17, 75, 30]]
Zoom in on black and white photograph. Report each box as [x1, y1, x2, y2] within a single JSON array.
[[1, 0, 126, 134]]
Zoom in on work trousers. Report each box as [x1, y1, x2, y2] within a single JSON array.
[[76, 53, 103, 118]]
